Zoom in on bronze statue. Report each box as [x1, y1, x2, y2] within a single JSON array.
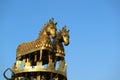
[[52, 26, 69, 68], [53, 26, 69, 58], [16, 18, 57, 60], [3, 18, 69, 80]]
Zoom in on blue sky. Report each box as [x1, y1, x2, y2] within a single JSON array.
[[0, 0, 120, 80]]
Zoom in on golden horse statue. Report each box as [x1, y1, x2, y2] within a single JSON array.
[[16, 18, 57, 62], [52, 26, 69, 66]]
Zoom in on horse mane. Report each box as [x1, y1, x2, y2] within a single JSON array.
[[38, 23, 49, 38], [37, 18, 55, 39]]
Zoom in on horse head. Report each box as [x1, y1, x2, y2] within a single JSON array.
[[61, 26, 70, 46], [46, 18, 57, 38]]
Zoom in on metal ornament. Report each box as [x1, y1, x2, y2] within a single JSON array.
[[3, 18, 70, 80]]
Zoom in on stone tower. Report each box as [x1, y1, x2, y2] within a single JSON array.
[[3, 18, 70, 80]]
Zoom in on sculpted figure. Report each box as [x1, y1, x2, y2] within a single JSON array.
[[36, 18, 57, 61], [16, 18, 57, 62], [4, 18, 69, 80], [52, 26, 69, 66]]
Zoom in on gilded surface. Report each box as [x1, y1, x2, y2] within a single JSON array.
[[53, 26, 70, 57], [16, 18, 57, 57], [4, 18, 69, 80]]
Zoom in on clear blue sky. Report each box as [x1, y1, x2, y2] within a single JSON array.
[[0, 0, 120, 80]]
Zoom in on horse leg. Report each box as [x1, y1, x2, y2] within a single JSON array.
[[40, 50, 42, 61]]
